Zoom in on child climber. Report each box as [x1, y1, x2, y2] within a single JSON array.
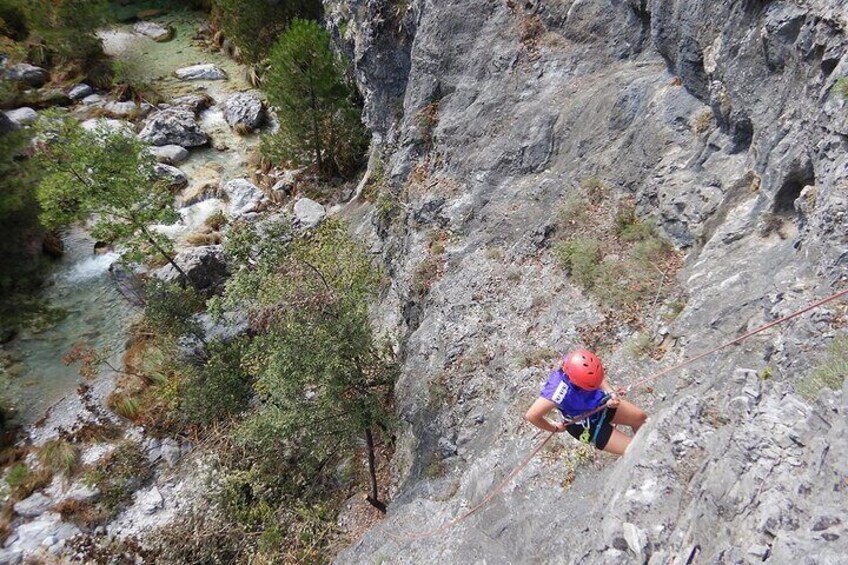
[[525, 349, 647, 455]]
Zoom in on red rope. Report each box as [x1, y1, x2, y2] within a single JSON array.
[[390, 286, 848, 543]]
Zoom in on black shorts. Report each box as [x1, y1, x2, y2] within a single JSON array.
[[565, 407, 617, 450]]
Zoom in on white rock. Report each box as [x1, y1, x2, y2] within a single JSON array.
[[9, 513, 79, 554], [4, 107, 38, 126], [68, 83, 93, 100], [81, 93, 105, 106], [13, 492, 51, 518], [294, 197, 326, 228], [81, 118, 135, 138], [139, 108, 208, 147], [134, 21, 173, 42], [623, 522, 648, 559], [104, 100, 142, 118], [222, 92, 265, 131], [174, 64, 227, 81], [147, 144, 189, 164], [223, 179, 266, 218], [137, 486, 164, 515]]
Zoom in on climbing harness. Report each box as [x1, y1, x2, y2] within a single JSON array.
[[389, 285, 848, 543]]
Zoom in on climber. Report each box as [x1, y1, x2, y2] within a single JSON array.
[[525, 349, 647, 455]]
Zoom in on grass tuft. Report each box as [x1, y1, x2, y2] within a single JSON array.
[[37, 439, 80, 476]]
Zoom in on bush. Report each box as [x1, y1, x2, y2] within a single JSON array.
[[261, 19, 367, 179], [179, 338, 252, 426], [37, 438, 80, 476], [796, 337, 848, 401], [835, 77, 848, 100], [556, 237, 602, 289], [84, 441, 153, 513]]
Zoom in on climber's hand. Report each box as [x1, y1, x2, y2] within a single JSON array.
[[606, 392, 621, 408], [552, 421, 567, 433]]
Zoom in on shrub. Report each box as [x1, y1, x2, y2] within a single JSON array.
[[555, 237, 602, 289], [835, 77, 848, 100], [796, 337, 848, 401], [84, 441, 153, 513], [5, 462, 29, 489], [37, 438, 80, 476], [179, 338, 252, 426], [204, 210, 227, 231], [107, 392, 141, 421]]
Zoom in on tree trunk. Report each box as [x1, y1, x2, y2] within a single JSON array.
[[308, 88, 324, 174], [140, 226, 189, 282], [364, 427, 386, 513]]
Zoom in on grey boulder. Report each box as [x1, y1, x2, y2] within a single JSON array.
[[222, 92, 265, 131], [169, 92, 214, 114], [68, 83, 93, 100], [223, 178, 266, 218], [148, 144, 189, 164], [293, 197, 326, 228], [4, 107, 38, 127], [13, 492, 51, 518], [153, 163, 188, 189], [81, 118, 136, 138], [174, 64, 227, 81], [134, 21, 173, 42], [4, 63, 49, 88], [153, 245, 228, 292], [139, 108, 209, 147]]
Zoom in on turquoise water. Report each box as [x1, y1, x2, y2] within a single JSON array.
[[8, 229, 135, 424]]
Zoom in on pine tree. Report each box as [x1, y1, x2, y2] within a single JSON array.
[[262, 18, 367, 179]]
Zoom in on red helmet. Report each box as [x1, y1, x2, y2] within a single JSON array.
[[562, 349, 604, 390]]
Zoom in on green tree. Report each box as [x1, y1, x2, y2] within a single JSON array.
[[212, 0, 320, 64], [0, 0, 108, 70], [262, 18, 367, 179], [35, 116, 187, 279], [0, 114, 41, 295], [219, 218, 396, 511]]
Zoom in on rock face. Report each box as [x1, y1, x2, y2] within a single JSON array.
[[174, 64, 227, 81], [223, 178, 266, 218], [139, 108, 209, 147], [325, 0, 848, 563], [4, 63, 49, 88], [153, 246, 228, 292], [134, 21, 173, 42], [222, 92, 265, 131]]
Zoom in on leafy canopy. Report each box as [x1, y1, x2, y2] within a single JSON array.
[[35, 115, 182, 272], [261, 18, 367, 179], [219, 218, 394, 468]]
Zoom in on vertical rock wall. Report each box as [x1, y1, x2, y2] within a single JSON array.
[[328, 0, 848, 562]]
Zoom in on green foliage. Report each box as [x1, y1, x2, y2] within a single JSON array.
[[179, 338, 252, 425], [35, 115, 185, 277], [555, 237, 602, 289], [0, 121, 43, 299], [5, 462, 29, 488], [835, 77, 848, 100], [212, 0, 320, 64], [219, 216, 395, 485], [796, 337, 848, 401], [261, 18, 367, 179], [37, 438, 80, 476], [0, 0, 108, 71], [143, 280, 205, 342], [84, 441, 153, 513]]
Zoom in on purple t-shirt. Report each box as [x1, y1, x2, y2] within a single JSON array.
[[540, 368, 606, 418]]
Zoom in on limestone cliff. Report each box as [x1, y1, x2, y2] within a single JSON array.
[[328, 0, 848, 562]]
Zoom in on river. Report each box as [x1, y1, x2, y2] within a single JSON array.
[[5, 6, 261, 428]]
